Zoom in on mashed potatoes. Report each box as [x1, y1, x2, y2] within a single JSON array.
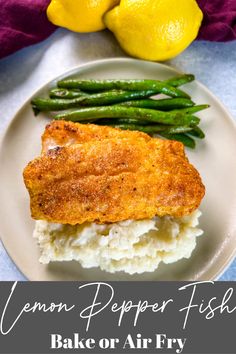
[[33, 210, 203, 274]]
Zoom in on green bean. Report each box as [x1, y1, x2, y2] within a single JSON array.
[[49, 88, 88, 99], [32, 98, 74, 112], [97, 119, 194, 133], [31, 90, 161, 112], [107, 123, 193, 134], [98, 123, 165, 132], [173, 104, 210, 114], [57, 79, 190, 98], [97, 118, 150, 125], [157, 125, 193, 134], [52, 75, 194, 99], [118, 98, 195, 110], [188, 125, 205, 139], [159, 132, 196, 148], [164, 74, 195, 87], [54, 106, 200, 126]]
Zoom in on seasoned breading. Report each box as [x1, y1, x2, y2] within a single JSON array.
[[41, 120, 151, 153], [23, 126, 205, 225]]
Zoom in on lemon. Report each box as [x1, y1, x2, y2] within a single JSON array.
[[47, 0, 120, 32], [104, 0, 203, 61]]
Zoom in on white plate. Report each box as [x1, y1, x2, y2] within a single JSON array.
[[0, 58, 236, 281]]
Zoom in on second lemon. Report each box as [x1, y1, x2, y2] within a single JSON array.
[[104, 0, 203, 61]]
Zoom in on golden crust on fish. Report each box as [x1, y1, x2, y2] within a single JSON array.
[[41, 120, 151, 153], [23, 128, 205, 225]]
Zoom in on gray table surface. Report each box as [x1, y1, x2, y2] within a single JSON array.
[[0, 29, 235, 281]]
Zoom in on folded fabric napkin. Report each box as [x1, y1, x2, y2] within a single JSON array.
[[197, 0, 236, 41], [0, 0, 236, 60], [0, 0, 56, 59]]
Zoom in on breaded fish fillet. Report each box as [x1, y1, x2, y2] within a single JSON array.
[[41, 120, 150, 153], [23, 126, 205, 225]]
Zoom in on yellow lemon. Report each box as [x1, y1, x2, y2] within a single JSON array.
[[47, 0, 120, 32], [104, 0, 203, 61]]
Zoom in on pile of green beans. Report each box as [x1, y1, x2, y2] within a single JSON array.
[[31, 74, 209, 148]]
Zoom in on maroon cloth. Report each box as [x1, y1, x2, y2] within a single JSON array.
[[0, 0, 236, 60], [0, 0, 57, 59], [197, 0, 236, 41]]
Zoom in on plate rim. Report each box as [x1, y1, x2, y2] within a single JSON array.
[[0, 57, 236, 281]]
